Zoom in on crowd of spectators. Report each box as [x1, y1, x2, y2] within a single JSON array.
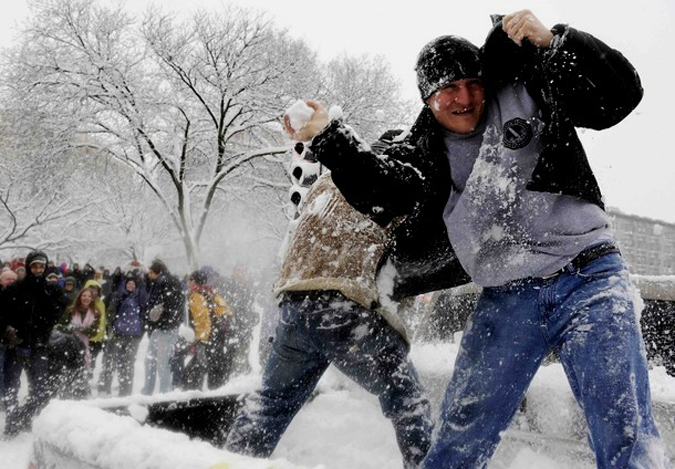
[[0, 250, 258, 438]]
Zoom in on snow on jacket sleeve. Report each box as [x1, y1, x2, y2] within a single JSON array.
[[543, 24, 643, 130], [310, 120, 425, 227], [482, 18, 643, 131]]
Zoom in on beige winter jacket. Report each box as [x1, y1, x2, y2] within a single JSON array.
[[274, 172, 408, 341]]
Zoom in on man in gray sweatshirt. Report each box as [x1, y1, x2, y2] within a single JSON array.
[[289, 9, 667, 469]]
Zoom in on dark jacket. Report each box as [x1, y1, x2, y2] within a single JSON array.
[[310, 20, 643, 300], [107, 288, 146, 337], [5, 271, 69, 349], [0, 287, 10, 345], [145, 272, 184, 332]]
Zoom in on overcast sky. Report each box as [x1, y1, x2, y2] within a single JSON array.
[[1, 0, 674, 223]]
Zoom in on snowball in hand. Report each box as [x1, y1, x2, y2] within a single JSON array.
[[286, 100, 314, 131]]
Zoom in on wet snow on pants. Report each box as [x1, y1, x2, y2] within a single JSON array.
[[422, 252, 669, 469], [226, 291, 434, 468]]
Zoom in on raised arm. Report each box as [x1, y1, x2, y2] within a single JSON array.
[[283, 101, 427, 226], [485, 10, 643, 129]]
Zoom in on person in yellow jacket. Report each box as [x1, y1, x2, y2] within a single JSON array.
[[75, 279, 107, 379], [183, 270, 231, 390]]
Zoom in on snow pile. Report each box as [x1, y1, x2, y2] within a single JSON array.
[[32, 399, 311, 469], [632, 274, 675, 301], [649, 365, 675, 401], [3, 342, 672, 469]]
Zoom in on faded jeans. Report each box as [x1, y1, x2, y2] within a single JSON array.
[[226, 291, 434, 468], [422, 252, 669, 469], [142, 329, 178, 395]]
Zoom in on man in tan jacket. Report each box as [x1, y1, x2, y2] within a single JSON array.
[[226, 122, 433, 469]]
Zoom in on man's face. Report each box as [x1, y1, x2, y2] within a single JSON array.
[[148, 270, 159, 281], [73, 263, 80, 271], [425, 78, 485, 134], [30, 263, 46, 277], [65, 283, 74, 292]]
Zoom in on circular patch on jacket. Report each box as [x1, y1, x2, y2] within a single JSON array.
[[502, 118, 533, 150]]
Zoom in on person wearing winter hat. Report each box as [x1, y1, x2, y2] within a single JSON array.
[[44, 266, 61, 286], [414, 34, 483, 135], [63, 276, 78, 304], [282, 9, 665, 468], [2, 250, 68, 436]]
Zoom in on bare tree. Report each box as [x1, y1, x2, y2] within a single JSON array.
[[3, 0, 415, 268], [8, 0, 320, 267], [322, 53, 417, 142], [0, 96, 94, 253], [83, 160, 175, 265]]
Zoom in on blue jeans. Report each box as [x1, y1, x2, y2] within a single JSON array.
[[422, 252, 668, 469], [226, 292, 433, 468], [142, 329, 178, 395]]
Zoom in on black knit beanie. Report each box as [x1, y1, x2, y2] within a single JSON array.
[[415, 35, 481, 101]]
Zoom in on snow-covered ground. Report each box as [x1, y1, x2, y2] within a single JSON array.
[[1, 338, 674, 469]]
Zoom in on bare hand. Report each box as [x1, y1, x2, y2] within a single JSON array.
[[282, 100, 329, 142], [502, 10, 554, 48]]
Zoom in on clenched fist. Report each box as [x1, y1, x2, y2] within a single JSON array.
[[502, 10, 554, 48], [283, 100, 329, 142]]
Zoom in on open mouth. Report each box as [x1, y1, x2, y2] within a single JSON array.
[[452, 107, 474, 115]]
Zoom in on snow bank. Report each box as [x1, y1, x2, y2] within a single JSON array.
[[632, 274, 675, 301], [32, 399, 311, 469], [16, 343, 674, 469]]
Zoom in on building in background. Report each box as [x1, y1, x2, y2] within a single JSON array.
[[609, 208, 675, 275]]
